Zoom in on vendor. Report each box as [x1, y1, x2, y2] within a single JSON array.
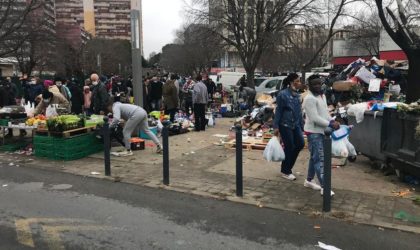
[[106, 99, 162, 157], [239, 86, 256, 109], [34, 90, 70, 116]]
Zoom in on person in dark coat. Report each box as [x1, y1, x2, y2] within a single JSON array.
[[0, 80, 15, 107], [149, 77, 163, 111], [27, 77, 44, 105], [162, 75, 179, 122], [90, 73, 110, 114], [68, 80, 84, 114]]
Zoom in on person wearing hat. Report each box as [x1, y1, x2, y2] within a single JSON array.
[[34, 89, 70, 116]]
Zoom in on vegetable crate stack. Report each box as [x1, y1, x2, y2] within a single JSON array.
[[34, 132, 103, 161]]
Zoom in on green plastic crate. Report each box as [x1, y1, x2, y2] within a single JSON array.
[[0, 119, 9, 126], [0, 142, 27, 152]]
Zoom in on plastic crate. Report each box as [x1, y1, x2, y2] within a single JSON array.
[[0, 142, 27, 152], [0, 119, 9, 126]]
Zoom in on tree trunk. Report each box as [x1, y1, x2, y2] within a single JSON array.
[[245, 69, 255, 88], [406, 51, 420, 103]]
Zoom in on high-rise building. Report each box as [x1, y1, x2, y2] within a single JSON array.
[[56, 0, 134, 42]]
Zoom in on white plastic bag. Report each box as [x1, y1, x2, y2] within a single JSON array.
[[45, 105, 58, 118], [263, 137, 285, 162], [347, 103, 368, 123], [332, 139, 349, 158], [344, 138, 357, 157], [208, 117, 214, 127]]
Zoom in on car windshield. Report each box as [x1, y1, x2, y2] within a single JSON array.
[[254, 78, 266, 87]]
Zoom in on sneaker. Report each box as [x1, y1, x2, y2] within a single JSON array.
[[282, 173, 297, 181], [116, 149, 133, 157], [156, 145, 163, 154], [304, 180, 322, 190], [320, 188, 335, 196]]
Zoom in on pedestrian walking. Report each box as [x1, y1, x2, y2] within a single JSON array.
[[303, 75, 340, 196], [192, 75, 208, 131], [107, 100, 162, 157], [273, 73, 304, 181]]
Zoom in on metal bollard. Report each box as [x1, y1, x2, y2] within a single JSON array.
[[235, 124, 243, 197], [323, 127, 333, 212], [162, 122, 169, 185], [103, 117, 111, 176]]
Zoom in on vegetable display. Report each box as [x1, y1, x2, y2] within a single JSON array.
[[46, 115, 85, 132]]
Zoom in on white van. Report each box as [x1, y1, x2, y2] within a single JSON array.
[[217, 72, 245, 88]]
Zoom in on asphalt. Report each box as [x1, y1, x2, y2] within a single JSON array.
[[0, 164, 419, 250]]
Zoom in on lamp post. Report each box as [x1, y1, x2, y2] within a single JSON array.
[[131, 0, 143, 107]]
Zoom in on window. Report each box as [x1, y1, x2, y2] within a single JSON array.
[[276, 80, 283, 90], [266, 80, 278, 89]]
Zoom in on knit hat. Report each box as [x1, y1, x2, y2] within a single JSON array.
[[44, 80, 54, 88]]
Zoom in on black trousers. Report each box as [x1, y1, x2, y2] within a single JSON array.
[[194, 104, 206, 131]]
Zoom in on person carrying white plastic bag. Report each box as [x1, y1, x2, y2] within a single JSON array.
[[263, 136, 285, 162]]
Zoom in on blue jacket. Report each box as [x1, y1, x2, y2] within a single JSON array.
[[273, 88, 303, 130]]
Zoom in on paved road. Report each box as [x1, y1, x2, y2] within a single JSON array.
[[0, 165, 418, 250]]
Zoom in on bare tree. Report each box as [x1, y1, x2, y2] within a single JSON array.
[[0, 0, 43, 57], [188, 0, 320, 87], [375, 0, 420, 102], [160, 24, 223, 75]]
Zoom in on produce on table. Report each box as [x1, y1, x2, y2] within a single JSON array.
[[26, 115, 47, 126], [46, 115, 85, 132]]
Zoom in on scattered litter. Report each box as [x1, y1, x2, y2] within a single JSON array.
[[2, 184, 8, 187], [50, 184, 72, 190], [318, 241, 342, 250], [187, 138, 191, 142], [314, 225, 321, 229], [392, 189, 412, 197], [90, 172, 101, 175], [332, 166, 340, 169], [8, 163, 14, 166], [180, 164, 184, 167], [212, 134, 229, 138], [190, 151, 195, 154], [257, 202, 264, 208], [378, 227, 384, 231]]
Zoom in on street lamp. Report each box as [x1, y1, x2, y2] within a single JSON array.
[[131, 0, 143, 107]]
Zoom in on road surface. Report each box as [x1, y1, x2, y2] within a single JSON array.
[[0, 165, 418, 250]]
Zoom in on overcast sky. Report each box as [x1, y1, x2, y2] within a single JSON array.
[[143, 0, 185, 58]]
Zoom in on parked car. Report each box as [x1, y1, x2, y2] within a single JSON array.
[[255, 76, 287, 96], [254, 77, 269, 87]]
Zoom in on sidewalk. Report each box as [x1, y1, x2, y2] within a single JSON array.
[[2, 118, 419, 233]]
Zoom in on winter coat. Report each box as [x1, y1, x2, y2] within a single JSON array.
[[91, 82, 110, 114], [68, 82, 84, 114], [149, 80, 163, 100], [34, 92, 70, 115], [162, 80, 179, 110]]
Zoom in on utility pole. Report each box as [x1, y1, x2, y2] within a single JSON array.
[[131, 0, 143, 107]]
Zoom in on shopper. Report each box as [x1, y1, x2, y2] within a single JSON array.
[[68, 80, 84, 114], [90, 73, 110, 114], [26, 77, 44, 105], [54, 77, 72, 101], [149, 77, 163, 111], [182, 78, 195, 116], [303, 75, 339, 196], [107, 100, 162, 157], [34, 89, 70, 115], [162, 75, 179, 122], [192, 75, 208, 131], [273, 73, 304, 181], [83, 86, 92, 115]]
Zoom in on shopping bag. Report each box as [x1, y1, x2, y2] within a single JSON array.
[[331, 139, 349, 158], [344, 137, 357, 157], [45, 105, 58, 118], [263, 137, 285, 162]]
